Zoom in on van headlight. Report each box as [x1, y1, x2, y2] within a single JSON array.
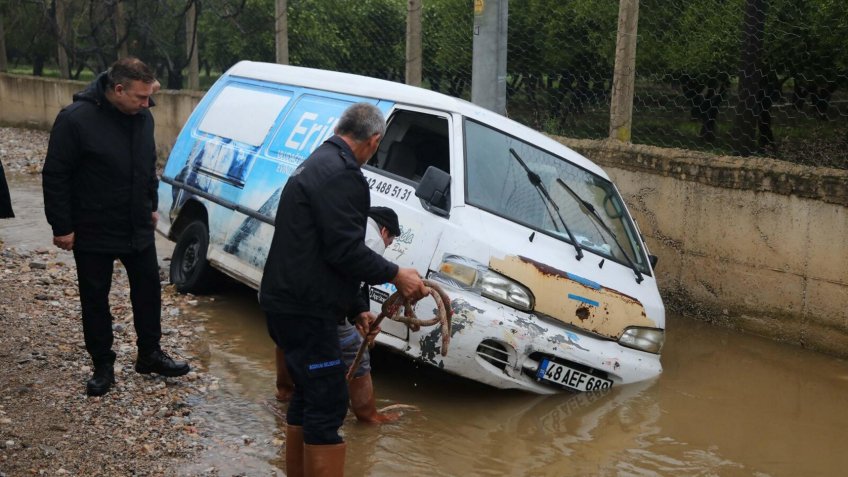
[[618, 327, 664, 354], [430, 255, 534, 312]]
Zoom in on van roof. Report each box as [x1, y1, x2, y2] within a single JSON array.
[[226, 61, 609, 178]]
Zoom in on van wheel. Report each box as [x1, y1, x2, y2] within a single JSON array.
[[170, 220, 217, 294]]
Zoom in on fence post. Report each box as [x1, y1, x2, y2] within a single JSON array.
[[405, 0, 422, 86], [185, 1, 199, 90], [276, 0, 289, 65], [609, 0, 639, 142], [471, 0, 508, 115]]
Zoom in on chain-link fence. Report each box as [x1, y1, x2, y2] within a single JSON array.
[[2, 0, 846, 167]]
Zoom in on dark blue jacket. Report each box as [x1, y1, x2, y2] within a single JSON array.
[[42, 72, 158, 253], [260, 136, 398, 320]]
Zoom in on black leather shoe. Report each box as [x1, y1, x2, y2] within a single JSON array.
[[86, 365, 115, 396], [135, 349, 191, 377]]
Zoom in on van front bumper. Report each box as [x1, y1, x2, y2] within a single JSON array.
[[403, 288, 662, 394]]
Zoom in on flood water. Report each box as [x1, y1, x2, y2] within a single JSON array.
[[5, 174, 848, 476]]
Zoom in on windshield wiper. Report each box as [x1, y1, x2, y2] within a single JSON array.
[[509, 148, 583, 260], [555, 178, 643, 284]]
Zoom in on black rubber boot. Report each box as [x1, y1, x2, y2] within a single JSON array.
[[135, 349, 191, 377], [86, 365, 115, 396]]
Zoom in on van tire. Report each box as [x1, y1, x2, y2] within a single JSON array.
[[170, 220, 217, 294]]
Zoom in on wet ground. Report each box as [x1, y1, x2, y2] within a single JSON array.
[[5, 174, 848, 476]]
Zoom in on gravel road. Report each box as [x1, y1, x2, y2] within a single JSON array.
[[0, 127, 224, 476]]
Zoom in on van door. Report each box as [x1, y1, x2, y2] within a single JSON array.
[[363, 106, 454, 341]]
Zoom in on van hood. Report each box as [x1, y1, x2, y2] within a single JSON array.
[[489, 254, 656, 340]]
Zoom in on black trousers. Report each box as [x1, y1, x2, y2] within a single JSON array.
[[73, 245, 162, 366], [266, 312, 349, 445]]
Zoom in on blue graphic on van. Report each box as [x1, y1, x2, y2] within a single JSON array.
[[162, 78, 395, 272], [268, 94, 352, 167]]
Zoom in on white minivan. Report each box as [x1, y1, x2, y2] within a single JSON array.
[[157, 61, 664, 394]]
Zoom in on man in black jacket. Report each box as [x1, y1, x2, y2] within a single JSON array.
[[261, 102, 427, 477], [42, 57, 190, 397]]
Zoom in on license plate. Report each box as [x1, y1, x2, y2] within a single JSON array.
[[536, 359, 613, 392]]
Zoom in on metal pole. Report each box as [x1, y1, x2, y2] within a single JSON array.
[[471, 0, 508, 115], [405, 0, 422, 86], [275, 0, 289, 65], [609, 0, 639, 142]]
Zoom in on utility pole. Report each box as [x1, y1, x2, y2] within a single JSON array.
[[186, 0, 199, 90], [405, 0, 422, 86], [609, 0, 639, 142], [275, 0, 289, 64], [471, 0, 508, 115]]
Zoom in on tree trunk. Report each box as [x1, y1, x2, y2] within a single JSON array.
[[185, 1, 199, 90], [33, 54, 45, 76], [115, 0, 128, 59], [55, 0, 70, 79], [0, 13, 8, 73], [732, 0, 768, 156]]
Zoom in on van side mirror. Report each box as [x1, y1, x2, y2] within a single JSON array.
[[649, 254, 658, 269], [415, 166, 450, 217]]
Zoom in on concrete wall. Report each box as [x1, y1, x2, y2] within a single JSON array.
[[556, 138, 848, 357], [0, 73, 203, 158], [2, 73, 847, 357]]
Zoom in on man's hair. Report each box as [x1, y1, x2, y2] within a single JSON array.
[[335, 103, 385, 142], [106, 57, 156, 90]]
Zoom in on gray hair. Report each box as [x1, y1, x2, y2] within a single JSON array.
[[335, 103, 386, 142]]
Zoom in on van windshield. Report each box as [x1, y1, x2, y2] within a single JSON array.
[[464, 119, 650, 274]]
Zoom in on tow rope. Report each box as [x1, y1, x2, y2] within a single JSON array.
[[346, 279, 452, 382]]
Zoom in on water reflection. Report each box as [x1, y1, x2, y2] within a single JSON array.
[[186, 281, 848, 477]]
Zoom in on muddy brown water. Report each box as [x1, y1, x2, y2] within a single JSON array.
[[4, 174, 848, 476]]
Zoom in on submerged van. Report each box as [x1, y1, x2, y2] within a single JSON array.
[[157, 61, 664, 394]]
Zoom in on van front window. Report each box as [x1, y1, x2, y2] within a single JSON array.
[[464, 119, 649, 274]]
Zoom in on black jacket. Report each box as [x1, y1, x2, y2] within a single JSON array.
[[260, 136, 399, 320], [42, 72, 158, 253]]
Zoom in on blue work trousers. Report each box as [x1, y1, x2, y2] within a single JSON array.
[[266, 312, 349, 445]]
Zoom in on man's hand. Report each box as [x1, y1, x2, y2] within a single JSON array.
[[152, 211, 159, 227], [354, 311, 379, 346], [53, 232, 75, 251], [392, 267, 428, 301]]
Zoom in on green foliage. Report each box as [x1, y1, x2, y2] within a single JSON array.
[[0, 0, 844, 165], [200, 0, 275, 71], [288, 0, 405, 79]]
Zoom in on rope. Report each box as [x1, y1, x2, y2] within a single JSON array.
[[346, 279, 452, 382]]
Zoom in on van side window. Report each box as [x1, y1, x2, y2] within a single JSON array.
[[191, 84, 292, 185], [198, 85, 292, 146], [368, 110, 450, 183]]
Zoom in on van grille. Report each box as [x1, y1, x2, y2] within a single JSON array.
[[476, 339, 511, 370]]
